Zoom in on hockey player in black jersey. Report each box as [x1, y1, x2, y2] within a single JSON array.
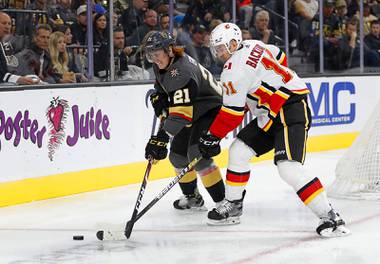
[[143, 30, 225, 210]]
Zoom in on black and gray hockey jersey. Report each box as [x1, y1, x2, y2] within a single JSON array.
[[153, 53, 223, 136]]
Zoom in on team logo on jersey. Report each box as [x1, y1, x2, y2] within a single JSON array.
[[170, 68, 179, 77]]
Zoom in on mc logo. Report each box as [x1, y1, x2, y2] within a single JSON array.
[[307, 82, 356, 127]]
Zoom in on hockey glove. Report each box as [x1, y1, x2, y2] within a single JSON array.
[[150, 92, 169, 118], [145, 129, 170, 160], [199, 132, 221, 159]]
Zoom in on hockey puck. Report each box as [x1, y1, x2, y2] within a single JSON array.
[[73, 235, 84, 240], [96, 230, 104, 241]]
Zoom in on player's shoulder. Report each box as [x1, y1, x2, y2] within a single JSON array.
[[224, 40, 266, 74], [164, 54, 197, 90]]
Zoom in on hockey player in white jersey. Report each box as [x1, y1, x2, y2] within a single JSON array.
[[198, 22, 350, 237]]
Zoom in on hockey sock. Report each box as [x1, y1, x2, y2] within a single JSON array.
[[225, 169, 250, 201], [177, 169, 197, 195], [277, 160, 331, 218], [198, 164, 225, 202], [226, 138, 255, 201]]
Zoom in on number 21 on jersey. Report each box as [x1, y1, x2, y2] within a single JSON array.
[[173, 88, 190, 104]]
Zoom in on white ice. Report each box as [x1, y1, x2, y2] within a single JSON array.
[[1, 149, 380, 264]]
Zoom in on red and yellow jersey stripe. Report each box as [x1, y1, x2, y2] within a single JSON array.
[[276, 50, 287, 67], [209, 105, 245, 138], [249, 85, 290, 118]]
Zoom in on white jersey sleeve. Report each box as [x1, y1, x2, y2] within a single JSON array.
[[210, 40, 309, 136]]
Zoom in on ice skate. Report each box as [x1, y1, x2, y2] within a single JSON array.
[[207, 191, 245, 225], [173, 188, 207, 211], [316, 209, 350, 237]]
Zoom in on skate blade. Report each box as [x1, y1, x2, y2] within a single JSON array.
[[319, 226, 351, 238], [207, 216, 240, 226], [174, 205, 208, 211]]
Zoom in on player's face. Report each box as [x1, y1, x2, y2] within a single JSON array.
[[146, 49, 170, 69], [211, 44, 231, 63]]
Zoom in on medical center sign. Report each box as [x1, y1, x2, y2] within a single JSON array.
[[306, 81, 355, 127]]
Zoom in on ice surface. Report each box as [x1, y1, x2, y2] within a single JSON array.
[[1, 150, 379, 264]]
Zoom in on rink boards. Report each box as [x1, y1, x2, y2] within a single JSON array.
[[0, 75, 379, 207]]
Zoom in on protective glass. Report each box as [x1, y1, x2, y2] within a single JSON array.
[[210, 44, 228, 62], [145, 49, 164, 63]]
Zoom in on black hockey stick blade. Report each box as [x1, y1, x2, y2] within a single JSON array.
[[124, 220, 133, 238]]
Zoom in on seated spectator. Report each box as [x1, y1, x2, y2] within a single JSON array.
[[310, 0, 341, 70], [290, 0, 319, 51], [14, 24, 57, 83], [185, 25, 221, 75], [149, 0, 170, 16], [0, 12, 39, 85], [335, 0, 349, 37], [336, 18, 380, 70], [291, 0, 319, 21], [94, 26, 149, 81], [126, 9, 159, 46], [372, 1, 380, 18], [71, 5, 88, 45], [54, 24, 86, 74], [120, 0, 148, 37], [22, 0, 49, 37], [250, 10, 278, 45], [112, 9, 122, 29], [364, 20, 380, 57], [48, 31, 87, 83], [192, 0, 231, 26], [355, 3, 378, 35], [347, 0, 359, 18], [159, 13, 170, 30], [48, 0, 77, 27], [93, 13, 109, 46], [176, 15, 197, 46], [241, 29, 252, 40]]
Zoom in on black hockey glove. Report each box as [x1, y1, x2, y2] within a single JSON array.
[[150, 92, 169, 118], [199, 132, 221, 159], [145, 129, 170, 160]]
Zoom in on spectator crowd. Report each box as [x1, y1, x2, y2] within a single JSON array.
[[1, 0, 380, 85]]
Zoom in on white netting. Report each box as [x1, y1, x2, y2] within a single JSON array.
[[328, 100, 380, 200]]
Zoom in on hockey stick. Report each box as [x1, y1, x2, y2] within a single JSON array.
[[123, 116, 166, 238], [96, 116, 161, 241], [124, 156, 154, 238], [96, 156, 202, 241]]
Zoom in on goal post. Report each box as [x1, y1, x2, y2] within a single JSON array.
[[328, 100, 380, 200]]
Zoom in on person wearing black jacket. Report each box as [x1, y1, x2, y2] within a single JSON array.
[[0, 12, 38, 85], [94, 26, 148, 81]]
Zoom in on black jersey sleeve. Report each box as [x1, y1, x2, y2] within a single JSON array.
[[163, 78, 198, 136]]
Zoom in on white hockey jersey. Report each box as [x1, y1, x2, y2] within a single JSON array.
[[209, 40, 309, 138]]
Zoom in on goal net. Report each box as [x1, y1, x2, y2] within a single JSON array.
[[328, 101, 380, 200]]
